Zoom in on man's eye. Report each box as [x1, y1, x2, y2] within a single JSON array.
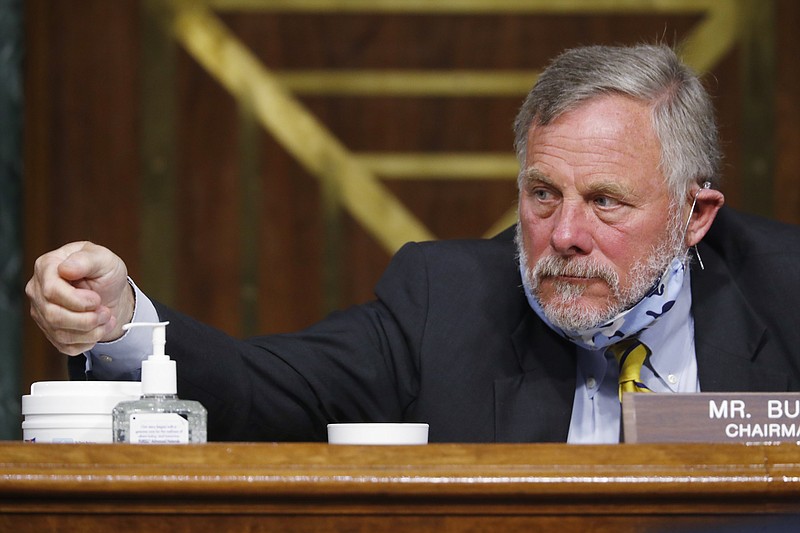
[[532, 189, 552, 201], [594, 196, 620, 208]]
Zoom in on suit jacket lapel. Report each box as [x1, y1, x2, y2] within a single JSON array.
[[494, 310, 576, 442], [691, 242, 788, 391]]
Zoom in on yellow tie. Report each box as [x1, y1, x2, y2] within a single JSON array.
[[608, 339, 652, 402]]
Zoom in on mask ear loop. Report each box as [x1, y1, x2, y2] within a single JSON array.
[[683, 181, 712, 270]]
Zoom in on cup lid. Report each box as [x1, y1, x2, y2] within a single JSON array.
[[22, 381, 142, 415], [327, 423, 429, 445]]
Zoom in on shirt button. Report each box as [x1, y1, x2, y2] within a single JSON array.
[[98, 354, 113, 363], [586, 377, 597, 389], [668, 374, 678, 384]]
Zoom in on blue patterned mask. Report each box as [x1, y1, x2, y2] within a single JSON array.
[[522, 256, 687, 351]]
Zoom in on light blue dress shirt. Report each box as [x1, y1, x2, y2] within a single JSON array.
[[566, 269, 700, 443], [86, 279, 158, 380]]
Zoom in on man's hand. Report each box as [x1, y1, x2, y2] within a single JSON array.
[[26, 241, 134, 355]]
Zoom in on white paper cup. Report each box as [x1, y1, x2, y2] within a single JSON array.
[[327, 423, 429, 445]]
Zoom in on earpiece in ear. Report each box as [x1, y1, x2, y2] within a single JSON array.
[[688, 183, 708, 218], [683, 181, 712, 270]]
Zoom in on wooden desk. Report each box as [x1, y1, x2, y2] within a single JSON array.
[[2, 442, 800, 532]]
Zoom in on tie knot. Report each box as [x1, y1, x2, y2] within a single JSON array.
[[607, 338, 652, 401]]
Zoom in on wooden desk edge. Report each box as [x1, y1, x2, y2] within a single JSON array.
[[2, 442, 800, 505]]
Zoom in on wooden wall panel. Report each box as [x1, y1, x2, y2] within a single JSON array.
[[22, 1, 800, 390], [175, 47, 243, 335], [23, 0, 143, 384], [775, 0, 800, 225], [711, 50, 744, 209]]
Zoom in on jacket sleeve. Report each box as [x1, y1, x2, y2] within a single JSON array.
[[154, 242, 430, 442]]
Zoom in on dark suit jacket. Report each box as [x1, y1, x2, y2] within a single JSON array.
[[72, 207, 800, 442]]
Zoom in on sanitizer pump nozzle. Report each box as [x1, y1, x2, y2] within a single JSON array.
[[112, 321, 207, 444], [122, 321, 176, 396]]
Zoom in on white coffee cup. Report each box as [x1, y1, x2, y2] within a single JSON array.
[[327, 423, 429, 445]]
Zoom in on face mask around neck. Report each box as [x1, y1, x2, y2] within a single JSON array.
[[521, 256, 687, 351]]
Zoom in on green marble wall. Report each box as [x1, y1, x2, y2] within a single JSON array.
[[0, 0, 23, 440]]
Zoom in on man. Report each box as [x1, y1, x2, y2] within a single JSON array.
[[26, 44, 800, 443]]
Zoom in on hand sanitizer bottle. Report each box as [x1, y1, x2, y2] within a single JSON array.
[[112, 321, 207, 443]]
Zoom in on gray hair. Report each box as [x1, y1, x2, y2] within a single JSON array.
[[513, 44, 721, 200]]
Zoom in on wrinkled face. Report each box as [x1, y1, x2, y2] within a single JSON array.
[[517, 94, 686, 331]]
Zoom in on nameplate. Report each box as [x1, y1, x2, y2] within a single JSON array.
[[622, 393, 800, 444]]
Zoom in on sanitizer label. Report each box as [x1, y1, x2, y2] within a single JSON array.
[[129, 413, 189, 444]]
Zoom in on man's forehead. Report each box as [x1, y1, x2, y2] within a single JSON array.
[[527, 94, 658, 144]]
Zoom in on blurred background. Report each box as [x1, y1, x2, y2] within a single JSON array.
[[1, 0, 798, 439]]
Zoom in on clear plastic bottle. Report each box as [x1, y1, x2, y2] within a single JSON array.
[[112, 322, 207, 443]]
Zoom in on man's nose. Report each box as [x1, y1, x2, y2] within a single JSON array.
[[550, 202, 593, 256]]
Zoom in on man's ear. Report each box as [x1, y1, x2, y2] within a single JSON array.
[[685, 187, 725, 247]]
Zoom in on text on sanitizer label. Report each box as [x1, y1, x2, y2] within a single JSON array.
[[130, 413, 189, 444]]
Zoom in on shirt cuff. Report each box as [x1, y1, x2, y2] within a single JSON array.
[[85, 278, 159, 380]]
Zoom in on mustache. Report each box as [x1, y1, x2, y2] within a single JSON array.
[[531, 255, 619, 288]]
